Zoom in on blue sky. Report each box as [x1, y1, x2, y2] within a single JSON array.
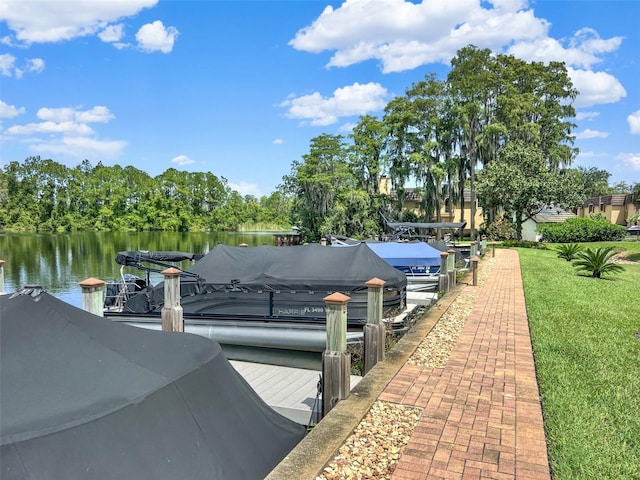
[[1, 0, 639, 197]]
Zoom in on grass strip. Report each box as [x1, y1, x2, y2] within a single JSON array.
[[518, 241, 640, 479]]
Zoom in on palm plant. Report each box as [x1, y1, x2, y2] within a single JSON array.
[[572, 246, 625, 278], [555, 243, 582, 261]]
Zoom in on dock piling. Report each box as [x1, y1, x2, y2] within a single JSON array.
[[447, 249, 456, 289], [0, 259, 4, 294], [79, 277, 105, 317], [322, 292, 351, 417], [471, 256, 480, 286], [161, 267, 184, 332], [439, 251, 449, 294], [364, 278, 385, 375]]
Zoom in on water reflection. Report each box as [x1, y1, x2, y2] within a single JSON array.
[[0, 231, 274, 306]]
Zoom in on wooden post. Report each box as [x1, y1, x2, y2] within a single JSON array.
[[439, 251, 449, 293], [492, 242, 496, 257], [161, 267, 183, 332], [471, 256, 480, 286], [364, 278, 385, 375], [79, 277, 105, 317], [447, 248, 456, 289], [0, 259, 5, 294], [322, 292, 351, 417]]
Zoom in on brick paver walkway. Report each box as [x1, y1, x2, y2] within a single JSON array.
[[380, 249, 550, 480]]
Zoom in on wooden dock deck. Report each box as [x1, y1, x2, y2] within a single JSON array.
[[231, 360, 362, 425], [229, 298, 435, 426]]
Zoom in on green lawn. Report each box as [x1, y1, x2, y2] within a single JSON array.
[[517, 242, 640, 479]]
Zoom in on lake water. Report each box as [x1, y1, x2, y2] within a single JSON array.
[[0, 231, 275, 307]]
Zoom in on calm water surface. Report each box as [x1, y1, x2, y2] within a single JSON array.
[[0, 231, 274, 307]]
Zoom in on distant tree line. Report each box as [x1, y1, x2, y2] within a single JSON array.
[[2, 46, 639, 238], [0, 157, 291, 232]]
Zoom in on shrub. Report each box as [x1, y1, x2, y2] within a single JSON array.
[[502, 240, 547, 249], [572, 246, 625, 278], [555, 243, 582, 261], [486, 217, 515, 241], [537, 217, 627, 243]]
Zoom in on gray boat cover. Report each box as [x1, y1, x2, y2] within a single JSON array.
[[122, 243, 407, 321], [1, 290, 305, 480], [188, 243, 406, 290]]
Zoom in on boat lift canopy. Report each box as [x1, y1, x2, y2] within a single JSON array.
[[386, 221, 467, 230]]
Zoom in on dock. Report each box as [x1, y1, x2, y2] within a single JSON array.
[[231, 360, 362, 425], [406, 290, 438, 305]]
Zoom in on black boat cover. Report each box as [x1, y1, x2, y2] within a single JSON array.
[[122, 243, 407, 321], [1, 290, 305, 480], [116, 250, 203, 266], [188, 243, 407, 291]]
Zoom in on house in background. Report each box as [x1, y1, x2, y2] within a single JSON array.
[[521, 206, 577, 242], [379, 176, 484, 236], [576, 194, 638, 225]]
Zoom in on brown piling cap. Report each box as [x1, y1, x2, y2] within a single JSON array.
[[323, 292, 350, 305], [79, 277, 105, 287], [161, 267, 182, 276], [365, 277, 386, 288]]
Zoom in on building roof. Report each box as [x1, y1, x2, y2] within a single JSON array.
[[532, 207, 576, 224], [582, 194, 633, 207]]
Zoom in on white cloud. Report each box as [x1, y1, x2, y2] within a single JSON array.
[[3, 104, 124, 159], [136, 21, 178, 53], [0, 100, 26, 118], [36, 106, 114, 124], [98, 23, 125, 43], [340, 122, 358, 132], [508, 28, 622, 70], [0, 0, 158, 44], [575, 111, 600, 121], [619, 152, 640, 172], [576, 150, 607, 159], [272, 138, 283, 145], [567, 68, 626, 108], [290, 0, 549, 73], [0, 53, 18, 77], [37, 107, 75, 123], [290, 0, 626, 109], [1, 35, 16, 47], [628, 110, 640, 135], [31, 136, 126, 159], [6, 121, 94, 136], [0, 53, 44, 77], [228, 181, 261, 197], [75, 106, 115, 123], [280, 82, 388, 126], [575, 129, 608, 140], [171, 154, 195, 166], [25, 58, 45, 73]]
